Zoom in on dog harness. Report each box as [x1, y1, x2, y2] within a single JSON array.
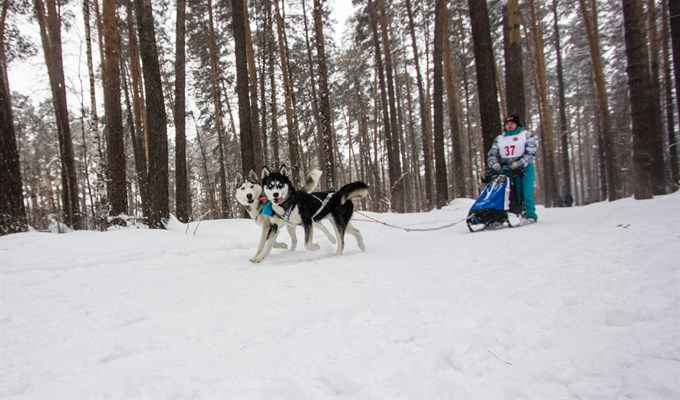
[[273, 203, 295, 222], [273, 193, 334, 222], [311, 193, 333, 219]]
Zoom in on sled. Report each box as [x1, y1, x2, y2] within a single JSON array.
[[466, 169, 530, 232]]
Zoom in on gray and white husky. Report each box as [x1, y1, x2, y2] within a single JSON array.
[[235, 169, 336, 261], [252, 164, 367, 263]]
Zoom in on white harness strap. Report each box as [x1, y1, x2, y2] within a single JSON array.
[[274, 204, 294, 222], [312, 193, 333, 220]]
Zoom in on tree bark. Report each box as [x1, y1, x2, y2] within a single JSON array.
[[207, 0, 229, 217], [84, 0, 110, 229], [174, 0, 188, 222], [622, 0, 654, 199], [467, 0, 502, 156], [33, 0, 81, 229], [668, 0, 680, 122], [528, 0, 558, 207], [577, 0, 621, 200], [405, 0, 434, 209], [662, 0, 679, 184], [267, 1, 280, 166], [377, 0, 405, 212], [102, 0, 127, 219], [442, 3, 466, 199], [313, 0, 336, 190], [243, 1, 264, 171], [233, 0, 255, 176], [134, 0, 169, 228], [553, 0, 573, 201], [432, 0, 449, 208], [125, 0, 149, 219], [503, 0, 526, 119], [273, 0, 302, 183], [0, 0, 27, 235], [301, 0, 324, 184], [367, 0, 402, 211], [645, 0, 669, 194]]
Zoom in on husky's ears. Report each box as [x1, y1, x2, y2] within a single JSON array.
[[279, 164, 288, 176], [261, 166, 271, 180], [235, 172, 243, 184], [248, 169, 259, 182]]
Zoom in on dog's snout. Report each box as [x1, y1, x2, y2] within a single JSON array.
[[273, 192, 279, 199], [246, 193, 253, 200]]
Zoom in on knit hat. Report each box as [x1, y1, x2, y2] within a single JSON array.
[[504, 113, 521, 126]]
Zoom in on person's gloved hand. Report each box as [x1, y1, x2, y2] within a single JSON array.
[[510, 161, 520, 170], [492, 163, 501, 172]]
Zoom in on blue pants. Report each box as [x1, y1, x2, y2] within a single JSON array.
[[512, 164, 537, 220]]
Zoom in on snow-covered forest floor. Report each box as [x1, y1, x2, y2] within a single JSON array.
[[1, 194, 679, 398]]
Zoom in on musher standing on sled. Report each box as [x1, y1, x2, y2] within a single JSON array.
[[487, 113, 538, 222]]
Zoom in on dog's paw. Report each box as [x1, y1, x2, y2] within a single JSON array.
[[306, 243, 321, 251], [250, 256, 264, 263], [274, 242, 288, 249]]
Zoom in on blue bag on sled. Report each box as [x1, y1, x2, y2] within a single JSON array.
[[467, 169, 526, 231], [466, 172, 511, 231]]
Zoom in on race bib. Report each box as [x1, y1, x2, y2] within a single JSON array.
[[498, 132, 527, 160]]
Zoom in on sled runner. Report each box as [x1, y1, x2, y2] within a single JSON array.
[[466, 168, 532, 232]]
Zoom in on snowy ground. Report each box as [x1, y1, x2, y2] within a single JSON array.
[[1, 194, 679, 399]]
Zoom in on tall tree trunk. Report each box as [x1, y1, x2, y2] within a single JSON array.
[[467, 0, 502, 155], [233, 0, 255, 176], [645, 0, 669, 194], [267, 1, 280, 165], [405, 0, 434, 209], [668, 0, 680, 123], [84, 0, 108, 229], [553, 0, 573, 201], [102, 0, 127, 219], [243, 1, 264, 171], [377, 0, 405, 212], [175, 0, 188, 222], [0, 0, 27, 235], [258, 6, 269, 166], [301, 0, 324, 184], [207, 0, 229, 217], [622, 0, 655, 199], [442, 3, 466, 199], [33, 0, 81, 229], [401, 52, 424, 209], [662, 0, 679, 184], [125, 0, 149, 219], [190, 113, 218, 218], [313, 0, 336, 190], [503, 0, 526, 119], [134, 0, 169, 228], [368, 0, 401, 211], [528, 0, 558, 206], [432, 0, 449, 208], [273, 0, 302, 183], [578, 0, 621, 200]]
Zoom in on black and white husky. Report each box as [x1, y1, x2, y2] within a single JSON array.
[[252, 164, 367, 263], [235, 169, 335, 261]]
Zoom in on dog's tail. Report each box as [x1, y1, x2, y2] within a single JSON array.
[[338, 181, 369, 204], [301, 169, 323, 193]]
